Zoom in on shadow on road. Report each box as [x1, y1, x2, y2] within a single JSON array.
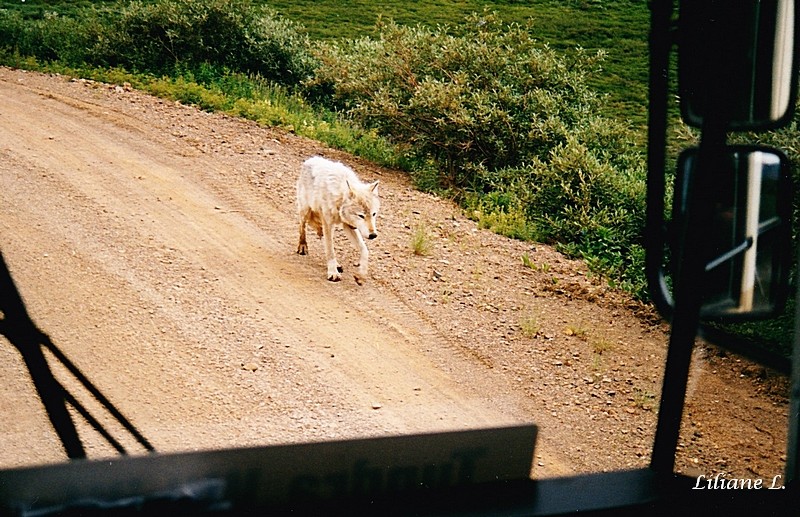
[[0, 250, 153, 460]]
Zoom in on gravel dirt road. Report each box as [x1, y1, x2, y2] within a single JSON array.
[[0, 67, 790, 481]]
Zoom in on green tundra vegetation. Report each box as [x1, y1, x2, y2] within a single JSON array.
[[0, 0, 796, 355]]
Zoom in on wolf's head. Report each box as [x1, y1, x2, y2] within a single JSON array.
[[340, 181, 380, 240]]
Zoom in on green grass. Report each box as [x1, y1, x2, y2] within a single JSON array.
[[410, 225, 434, 256], [0, 0, 119, 17], [519, 312, 541, 338]]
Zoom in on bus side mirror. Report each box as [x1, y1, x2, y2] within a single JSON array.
[[672, 147, 792, 320], [679, 0, 798, 129]]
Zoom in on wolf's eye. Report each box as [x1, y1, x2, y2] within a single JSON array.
[[372, 212, 377, 217], [358, 213, 365, 219]]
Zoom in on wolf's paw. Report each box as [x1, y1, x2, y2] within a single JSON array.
[[353, 267, 368, 285], [327, 272, 342, 282], [297, 243, 308, 255]]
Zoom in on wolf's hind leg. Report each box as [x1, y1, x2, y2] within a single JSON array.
[[297, 209, 310, 255], [307, 210, 324, 238]]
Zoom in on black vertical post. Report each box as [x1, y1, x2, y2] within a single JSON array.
[[650, 128, 725, 475]]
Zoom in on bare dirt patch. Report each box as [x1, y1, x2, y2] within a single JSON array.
[[0, 67, 789, 480]]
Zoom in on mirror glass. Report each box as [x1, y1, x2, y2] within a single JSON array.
[[673, 147, 792, 319], [679, 0, 797, 129]]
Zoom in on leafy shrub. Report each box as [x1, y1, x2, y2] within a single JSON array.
[[0, 10, 26, 52], [0, 9, 96, 64], [307, 12, 606, 188], [91, 0, 316, 86], [0, 0, 317, 87], [468, 132, 647, 295]]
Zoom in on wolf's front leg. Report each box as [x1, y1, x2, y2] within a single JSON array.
[[344, 226, 369, 285], [322, 221, 342, 282]]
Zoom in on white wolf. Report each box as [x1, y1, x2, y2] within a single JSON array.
[[296, 156, 380, 285]]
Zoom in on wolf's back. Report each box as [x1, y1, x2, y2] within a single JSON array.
[[297, 156, 353, 212]]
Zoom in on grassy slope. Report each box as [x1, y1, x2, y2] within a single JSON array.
[[0, 0, 651, 129]]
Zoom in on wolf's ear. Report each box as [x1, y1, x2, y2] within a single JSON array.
[[369, 181, 379, 194], [345, 180, 355, 196]]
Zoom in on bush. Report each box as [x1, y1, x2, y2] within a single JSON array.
[[307, 12, 607, 187], [0, 1, 317, 87], [91, 0, 316, 86], [0, 9, 96, 64], [468, 132, 647, 295]]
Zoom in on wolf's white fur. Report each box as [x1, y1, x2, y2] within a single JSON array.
[[296, 156, 380, 284]]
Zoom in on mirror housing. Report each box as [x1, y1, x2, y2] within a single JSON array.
[[671, 146, 792, 320], [679, 0, 798, 130]]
